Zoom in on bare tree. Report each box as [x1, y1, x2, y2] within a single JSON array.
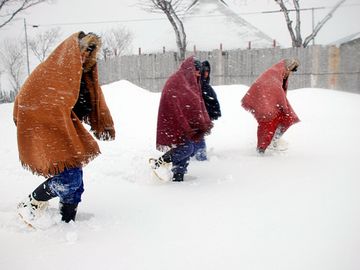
[[101, 27, 133, 60], [275, 0, 347, 47], [0, 0, 50, 29], [141, 0, 187, 61], [28, 27, 61, 62], [0, 38, 25, 93]]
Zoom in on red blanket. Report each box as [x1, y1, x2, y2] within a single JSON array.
[[156, 56, 212, 150], [242, 60, 300, 124]]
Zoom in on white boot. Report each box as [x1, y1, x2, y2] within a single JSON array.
[[149, 156, 167, 170], [149, 157, 172, 181], [17, 194, 49, 226], [269, 137, 288, 151], [268, 126, 288, 151]]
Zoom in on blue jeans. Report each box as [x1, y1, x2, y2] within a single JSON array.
[[47, 168, 84, 204], [171, 141, 205, 174], [193, 138, 207, 161]]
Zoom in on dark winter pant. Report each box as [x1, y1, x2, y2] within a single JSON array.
[[47, 168, 84, 204], [171, 140, 205, 174], [193, 138, 207, 161], [257, 114, 292, 151]]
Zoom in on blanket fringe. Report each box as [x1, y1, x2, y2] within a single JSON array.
[[20, 151, 100, 178]]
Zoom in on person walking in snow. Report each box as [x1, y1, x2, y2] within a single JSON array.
[[14, 31, 115, 225], [193, 60, 221, 161], [241, 58, 300, 154], [150, 56, 213, 182]]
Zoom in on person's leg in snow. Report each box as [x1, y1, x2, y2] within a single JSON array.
[[257, 113, 295, 153], [257, 118, 279, 153], [18, 178, 56, 224], [18, 178, 57, 220], [193, 138, 207, 161], [269, 113, 296, 151], [47, 167, 83, 222], [268, 125, 287, 150], [18, 167, 84, 223], [151, 151, 172, 169], [149, 150, 173, 181], [59, 202, 78, 223], [170, 141, 196, 181], [151, 141, 197, 181]]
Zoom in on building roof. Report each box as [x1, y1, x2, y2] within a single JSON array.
[[183, 0, 274, 50], [329, 32, 360, 46]]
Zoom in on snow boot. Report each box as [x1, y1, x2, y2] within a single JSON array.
[[256, 147, 265, 154], [150, 151, 172, 170], [268, 126, 288, 151], [157, 151, 172, 166], [59, 203, 78, 223], [17, 179, 56, 222], [17, 194, 50, 222], [172, 173, 184, 182], [269, 138, 288, 151]]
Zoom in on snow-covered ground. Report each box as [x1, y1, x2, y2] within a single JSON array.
[[1, 80, 359, 270]]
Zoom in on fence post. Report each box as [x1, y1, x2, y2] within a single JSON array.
[[218, 43, 224, 85], [138, 47, 142, 55], [329, 46, 340, 89], [248, 41, 251, 50]]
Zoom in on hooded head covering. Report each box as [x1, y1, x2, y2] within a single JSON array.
[[194, 58, 202, 71], [79, 32, 102, 72], [285, 58, 300, 72], [156, 56, 212, 150], [13, 32, 115, 177], [200, 60, 221, 120], [241, 59, 300, 124], [201, 60, 211, 83]]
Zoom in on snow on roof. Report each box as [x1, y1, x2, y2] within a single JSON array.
[[329, 32, 360, 46], [183, 0, 274, 50]]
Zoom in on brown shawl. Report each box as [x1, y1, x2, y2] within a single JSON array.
[[13, 32, 115, 177]]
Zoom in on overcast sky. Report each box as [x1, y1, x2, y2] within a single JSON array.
[[1, 0, 359, 54]]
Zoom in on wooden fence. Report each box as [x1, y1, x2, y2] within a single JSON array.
[[98, 39, 360, 94]]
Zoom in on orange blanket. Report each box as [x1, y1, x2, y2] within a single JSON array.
[[13, 32, 115, 177]]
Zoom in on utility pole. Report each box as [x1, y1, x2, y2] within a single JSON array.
[[312, 8, 315, 45], [263, 3, 323, 45], [24, 18, 30, 76], [0, 70, 2, 92]]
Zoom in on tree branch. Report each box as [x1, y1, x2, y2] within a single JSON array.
[[0, 0, 49, 29], [29, 28, 61, 62], [303, 0, 346, 47], [275, 0, 298, 47], [293, 0, 302, 46], [140, 0, 187, 60]]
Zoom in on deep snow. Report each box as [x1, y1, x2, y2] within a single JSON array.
[[0, 80, 359, 270]]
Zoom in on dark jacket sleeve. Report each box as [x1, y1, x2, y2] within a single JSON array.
[[201, 82, 221, 120]]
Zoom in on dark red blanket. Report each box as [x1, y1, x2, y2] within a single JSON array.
[[156, 56, 212, 150]]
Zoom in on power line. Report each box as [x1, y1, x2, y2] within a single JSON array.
[[22, 3, 360, 28], [261, 6, 326, 14]]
